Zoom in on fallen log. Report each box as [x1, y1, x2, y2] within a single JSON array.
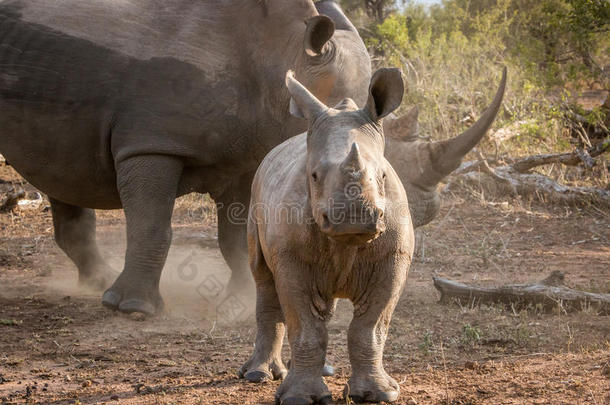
[[448, 141, 610, 207], [433, 271, 610, 315], [448, 164, 610, 208]]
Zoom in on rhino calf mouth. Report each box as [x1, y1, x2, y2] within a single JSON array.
[[320, 212, 385, 245]]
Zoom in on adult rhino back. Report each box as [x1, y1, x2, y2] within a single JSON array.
[[0, 1, 263, 207], [0, 0, 372, 315]]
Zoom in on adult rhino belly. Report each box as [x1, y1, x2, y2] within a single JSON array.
[[0, 2, 248, 207], [0, 7, 126, 208]]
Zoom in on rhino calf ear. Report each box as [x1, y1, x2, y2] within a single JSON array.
[[289, 98, 305, 118], [304, 15, 335, 57], [285, 70, 327, 121], [364, 68, 404, 122]]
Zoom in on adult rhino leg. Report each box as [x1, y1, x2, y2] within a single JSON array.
[[344, 257, 407, 403], [239, 227, 287, 382], [216, 171, 256, 298], [102, 155, 182, 315], [274, 261, 333, 405], [50, 198, 117, 290]]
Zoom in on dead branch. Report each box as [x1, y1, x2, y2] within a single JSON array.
[[510, 140, 608, 173], [448, 140, 610, 207], [451, 164, 610, 207], [456, 138, 609, 175], [433, 271, 610, 315], [0, 189, 25, 212]]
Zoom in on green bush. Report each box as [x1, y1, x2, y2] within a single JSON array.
[[341, 0, 609, 155]]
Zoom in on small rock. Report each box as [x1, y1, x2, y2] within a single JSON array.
[[406, 398, 418, 405], [64, 374, 71, 382], [110, 394, 119, 401], [464, 361, 479, 370], [82, 380, 92, 388], [129, 313, 147, 322]]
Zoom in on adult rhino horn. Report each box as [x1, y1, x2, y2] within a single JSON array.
[[314, 0, 358, 33], [423, 67, 507, 185], [341, 142, 364, 172]]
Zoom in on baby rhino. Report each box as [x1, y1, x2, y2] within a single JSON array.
[[240, 68, 414, 404]]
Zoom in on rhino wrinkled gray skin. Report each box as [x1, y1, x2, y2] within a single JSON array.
[[240, 69, 413, 404], [0, 0, 371, 314], [384, 68, 507, 228]]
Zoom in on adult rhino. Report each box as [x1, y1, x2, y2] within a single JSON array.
[[384, 68, 507, 228], [0, 0, 371, 315]]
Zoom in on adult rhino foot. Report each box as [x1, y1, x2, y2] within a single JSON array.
[[102, 281, 164, 316], [239, 354, 287, 382], [78, 265, 119, 291], [275, 372, 332, 405], [344, 370, 400, 403]]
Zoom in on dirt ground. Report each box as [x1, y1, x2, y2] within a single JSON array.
[[1, 163, 609, 405]]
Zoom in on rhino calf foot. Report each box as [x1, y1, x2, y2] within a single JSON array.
[[275, 373, 331, 405], [344, 371, 400, 403], [102, 282, 164, 316], [276, 397, 333, 405], [239, 354, 287, 383]]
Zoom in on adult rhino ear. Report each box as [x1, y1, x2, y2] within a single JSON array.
[[286, 70, 327, 121], [384, 106, 419, 141], [304, 15, 335, 57], [364, 68, 404, 122]]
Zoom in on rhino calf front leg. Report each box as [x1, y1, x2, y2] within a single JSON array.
[[50, 198, 118, 290], [102, 155, 183, 315], [345, 261, 406, 403], [274, 267, 332, 405]]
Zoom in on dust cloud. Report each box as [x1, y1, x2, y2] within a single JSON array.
[[40, 223, 256, 323]]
